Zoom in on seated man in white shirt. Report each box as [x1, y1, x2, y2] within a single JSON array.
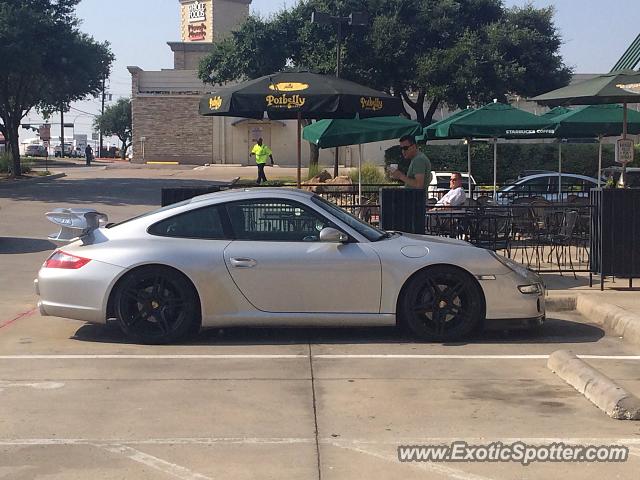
[[435, 172, 467, 207]]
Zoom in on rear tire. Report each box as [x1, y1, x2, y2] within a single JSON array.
[[400, 266, 484, 341], [114, 266, 200, 344]]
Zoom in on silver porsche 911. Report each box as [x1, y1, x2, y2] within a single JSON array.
[[35, 188, 545, 344]]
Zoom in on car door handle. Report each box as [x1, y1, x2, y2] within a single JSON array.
[[230, 257, 257, 268]]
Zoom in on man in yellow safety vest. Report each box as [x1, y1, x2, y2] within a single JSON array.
[[250, 138, 274, 184]]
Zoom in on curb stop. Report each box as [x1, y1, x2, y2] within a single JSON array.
[[548, 350, 640, 420]]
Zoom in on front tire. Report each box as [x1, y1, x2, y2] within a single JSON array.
[[114, 266, 200, 344], [400, 266, 484, 341]]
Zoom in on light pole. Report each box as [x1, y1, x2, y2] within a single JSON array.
[[311, 10, 369, 177]]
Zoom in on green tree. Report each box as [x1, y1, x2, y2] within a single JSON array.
[[198, 0, 571, 128], [94, 98, 132, 160], [0, 0, 113, 176]]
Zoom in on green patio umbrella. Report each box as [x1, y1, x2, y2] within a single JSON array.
[[532, 70, 640, 107], [541, 104, 640, 188], [426, 102, 551, 198], [431, 102, 549, 139], [532, 70, 640, 187], [421, 108, 475, 140], [302, 116, 422, 206], [543, 104, 640, 138], [539, 106, 571, 120], [302, 116, 421, 149]]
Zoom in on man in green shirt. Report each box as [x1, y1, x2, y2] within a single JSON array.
[[390, 135, 433, 190], [250, 138, 274, 184]]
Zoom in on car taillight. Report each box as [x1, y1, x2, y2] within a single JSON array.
[[44, 251, 91, 269]]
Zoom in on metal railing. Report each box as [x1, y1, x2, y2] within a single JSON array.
[[423, 204, 592, 274], [225, 183, 593, 274]]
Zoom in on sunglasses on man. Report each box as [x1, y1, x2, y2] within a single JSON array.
[[400, 145, 414, 151]]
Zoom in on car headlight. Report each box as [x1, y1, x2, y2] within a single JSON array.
[[488, 251, 531, 278], [518, 284, 543, 295]]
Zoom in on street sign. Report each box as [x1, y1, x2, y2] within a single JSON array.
[[616, 138, 635, 164], [40, 124, 51, 141]]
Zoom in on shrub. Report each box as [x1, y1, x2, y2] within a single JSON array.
[[0, 154, 31, 174], [306, 162, 323, 180], [349, 163, 387, 191], [0, 153, 10, 173]]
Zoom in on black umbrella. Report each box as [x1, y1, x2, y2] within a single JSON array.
[[199, 71, 404, 186]]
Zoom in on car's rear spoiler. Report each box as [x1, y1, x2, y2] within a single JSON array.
[[46, 208, 108, 244]]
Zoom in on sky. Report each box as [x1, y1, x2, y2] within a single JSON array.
[[21, 0, 639, 142]]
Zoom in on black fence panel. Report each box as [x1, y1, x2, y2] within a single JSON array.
[[590, 189, 640, 284], [379, 188, 425, 234], [161, 186, 226, 207]]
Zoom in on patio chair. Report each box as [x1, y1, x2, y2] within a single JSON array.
[[473, 209, 513, 256], [509, 197, 536, 265], [569, 197, 591, 264], [539, 210, 579, 278]]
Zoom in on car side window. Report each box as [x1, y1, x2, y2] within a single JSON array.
[[226, 199, 335, 242], [148, 206, 227, 239], [516, 177, 549, 193], [435, 176, 450, 189]]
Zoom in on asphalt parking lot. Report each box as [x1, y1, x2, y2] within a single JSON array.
[[1, 168, 640, 479]]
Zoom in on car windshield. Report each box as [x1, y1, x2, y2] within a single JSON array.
[[311, 195, 387, 242]]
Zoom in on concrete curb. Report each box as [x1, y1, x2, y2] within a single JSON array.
[[548, 350, 640, 420], [576, 295, 640, 346], [545, 295, 577, 312], [546, 293, 640, 347], [35, 172, 67, 181], [0, 172, 66, 186]]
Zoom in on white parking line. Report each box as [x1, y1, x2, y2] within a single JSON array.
[[2, 436, 640, 446], [98, 444, 212, 480], [0, 354, 307, 360], [0, 437, 314, 446], [317, 354, 640, 360], [331, 442, 496, 480], [1, 354, 640, 360], [0, 381, 65, 391]]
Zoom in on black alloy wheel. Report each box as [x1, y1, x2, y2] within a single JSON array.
[[401, 266, 483, 341], [114, 266, 199, 344]]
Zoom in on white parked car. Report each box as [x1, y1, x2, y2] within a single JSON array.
[[25, 144, 48, 157], [36, 189, 545, 344]]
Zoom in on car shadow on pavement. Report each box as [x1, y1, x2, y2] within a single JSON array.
[[0, 178, 230, 207], [70, 317, 604, 346], [541, 273, 591, 289], [0, 237, 56, 254]]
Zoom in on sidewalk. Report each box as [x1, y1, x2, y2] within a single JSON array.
[[544, 272, 640, 347], [28, 158, 361, 181]]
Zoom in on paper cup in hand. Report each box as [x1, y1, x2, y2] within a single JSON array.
[[388, 163, 399, 172]]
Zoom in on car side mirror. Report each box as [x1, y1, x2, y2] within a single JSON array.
[[319, 227, 349, 243]]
